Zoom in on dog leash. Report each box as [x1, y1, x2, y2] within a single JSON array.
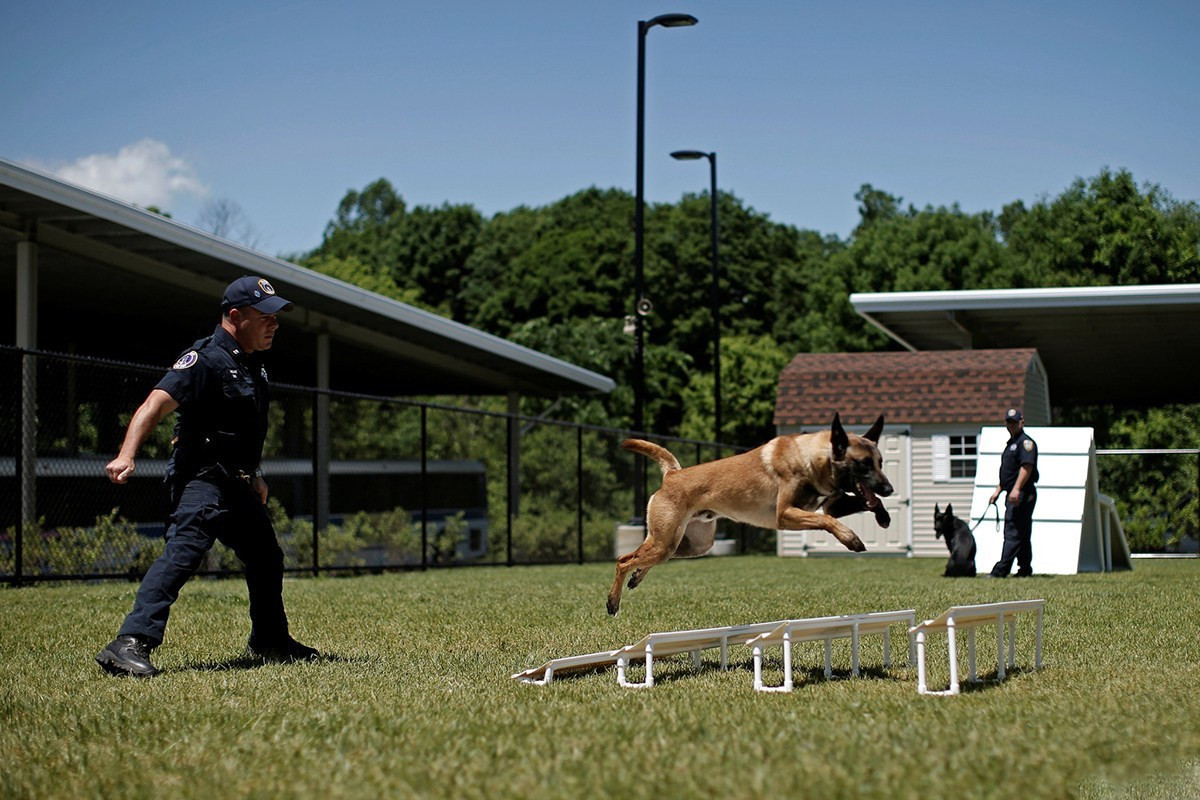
[[969, 500, 1000, 533]]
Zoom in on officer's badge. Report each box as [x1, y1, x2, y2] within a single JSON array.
[[1023, 440, 1035, 452], [258, 279, 276, 295], [172, 351, 199, 370]]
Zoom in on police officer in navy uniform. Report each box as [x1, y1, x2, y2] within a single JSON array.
[[988, 408, 1039, 578], [96, 276, 318, 677]]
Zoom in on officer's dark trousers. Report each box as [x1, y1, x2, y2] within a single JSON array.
[[119, 477, 289, 647], [990, 490, 1036, 577]]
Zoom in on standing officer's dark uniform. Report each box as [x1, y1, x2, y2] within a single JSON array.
[[990, 409, 1039, 578], [97, 277, 316, 676]]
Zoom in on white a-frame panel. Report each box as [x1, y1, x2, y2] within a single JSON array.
[[970, 427, 1131, 574]]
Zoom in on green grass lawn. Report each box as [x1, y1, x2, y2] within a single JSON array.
[[3, 556, 1199, 799]]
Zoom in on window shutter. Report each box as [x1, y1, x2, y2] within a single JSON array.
[[931, 435, 950, 482]]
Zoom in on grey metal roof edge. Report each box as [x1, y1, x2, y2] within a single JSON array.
[[850, 284, 1200, 312], [1, 156, 615, 394], [292, 271, 615, 392]]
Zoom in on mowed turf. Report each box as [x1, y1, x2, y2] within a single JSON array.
[[2, 557, 1198, 800]]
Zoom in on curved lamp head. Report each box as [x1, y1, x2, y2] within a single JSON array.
[[671, 150, 710, 161], [644, 13, 698, 30]]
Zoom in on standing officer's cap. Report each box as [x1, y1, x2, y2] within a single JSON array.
[[221, 276, 294, 314], [1004, 408, 1024, 422]]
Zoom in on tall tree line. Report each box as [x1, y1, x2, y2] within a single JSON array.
[[301, 169, 1200, 444]]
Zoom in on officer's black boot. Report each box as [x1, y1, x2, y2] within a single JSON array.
[[96, 635, 161, 677], [246, 635, 320, 664]]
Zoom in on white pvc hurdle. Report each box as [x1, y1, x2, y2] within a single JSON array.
[[613, 621, 789, 689], [910, 599, 1045, 696], [513, 609, 920, 690], [511, 621, 788, 687], [743, 609, 916, 693]]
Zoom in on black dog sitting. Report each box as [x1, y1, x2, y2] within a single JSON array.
[[934, 503, 977, 577]]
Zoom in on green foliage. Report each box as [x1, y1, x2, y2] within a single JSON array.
[[462, 188, 633, 336], [303, 254, 423, 306], [2, 510, 164, 577], [295, 169, 1200, 548], [320, 178, 406, 263], [999, 168, 1200, 286], [267, 498, 428, 570], [1096, 405, 1199, 551], [680, 334, 793, 445]]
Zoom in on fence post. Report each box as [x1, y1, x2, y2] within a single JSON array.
[[577, 425, 584, 564], [14, 356, 26, 585], [18, 351, 37, 585], [309, 389, 320, 577], [506, 410, 515, 566], [420, 405, 428, 570]]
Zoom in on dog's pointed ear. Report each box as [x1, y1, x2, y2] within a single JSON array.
[[935, 502, 941, 516], [830, 413, 849, 460], [945, 503, 953, 517], [863, 414, 885, 444]]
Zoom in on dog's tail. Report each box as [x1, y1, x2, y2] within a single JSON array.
[[621, 439, 682, 475]]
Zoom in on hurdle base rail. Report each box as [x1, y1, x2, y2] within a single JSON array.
[[910, 599, 1045, 696]]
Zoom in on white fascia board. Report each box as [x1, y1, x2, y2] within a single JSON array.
[[850, 284, 1200, 313]]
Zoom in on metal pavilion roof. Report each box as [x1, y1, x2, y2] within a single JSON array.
[[0, 156, 613, 396], [851, 285, 1200, 406]]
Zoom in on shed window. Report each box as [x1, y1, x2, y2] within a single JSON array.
[[932, 434, 977, 481]]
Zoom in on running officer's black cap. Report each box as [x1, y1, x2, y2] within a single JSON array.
[[221, 276, 294, 314]]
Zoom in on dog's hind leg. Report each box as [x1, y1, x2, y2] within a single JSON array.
[[627, 566, 649, 590], [607, 498, 687, 615], [608, 539, 674, 614], [628, 518, 715, 590]]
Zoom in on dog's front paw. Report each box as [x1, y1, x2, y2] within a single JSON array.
[[873, 505, 891, 528], [832, 524, 867, 552]]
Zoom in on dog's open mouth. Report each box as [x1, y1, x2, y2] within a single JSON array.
[[855, 481, 881, 510]]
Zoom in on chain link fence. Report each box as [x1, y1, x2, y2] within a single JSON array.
[[7, 346, 1193, 583], [2, 346, 758, 583]]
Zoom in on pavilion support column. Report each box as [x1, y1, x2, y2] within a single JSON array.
[[508, 392, 521, 518], [16, 240, 38, 581]]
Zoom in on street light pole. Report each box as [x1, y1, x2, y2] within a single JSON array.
[[632, 12, 696, 524], [671, 149, 721, 445]]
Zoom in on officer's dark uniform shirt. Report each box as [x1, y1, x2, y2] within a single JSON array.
[[155, 325, 270, 483], [999, 430, 1039, 493]]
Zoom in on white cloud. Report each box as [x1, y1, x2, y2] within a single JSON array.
[[49, 139, 208, 210]]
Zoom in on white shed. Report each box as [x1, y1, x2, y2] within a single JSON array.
[[774, 348, 1050, 558]]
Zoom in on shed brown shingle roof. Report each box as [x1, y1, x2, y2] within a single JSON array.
[[775, 348, 1038, 427]]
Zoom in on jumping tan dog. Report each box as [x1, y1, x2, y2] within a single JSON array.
[[608, 413, 893, 615]]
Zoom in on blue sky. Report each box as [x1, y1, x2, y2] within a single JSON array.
[[3, 1, 1197, 258]]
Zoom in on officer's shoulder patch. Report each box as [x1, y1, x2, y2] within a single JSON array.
[[172, 351, 199, 370], [1024, 439, 1035, 452]]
